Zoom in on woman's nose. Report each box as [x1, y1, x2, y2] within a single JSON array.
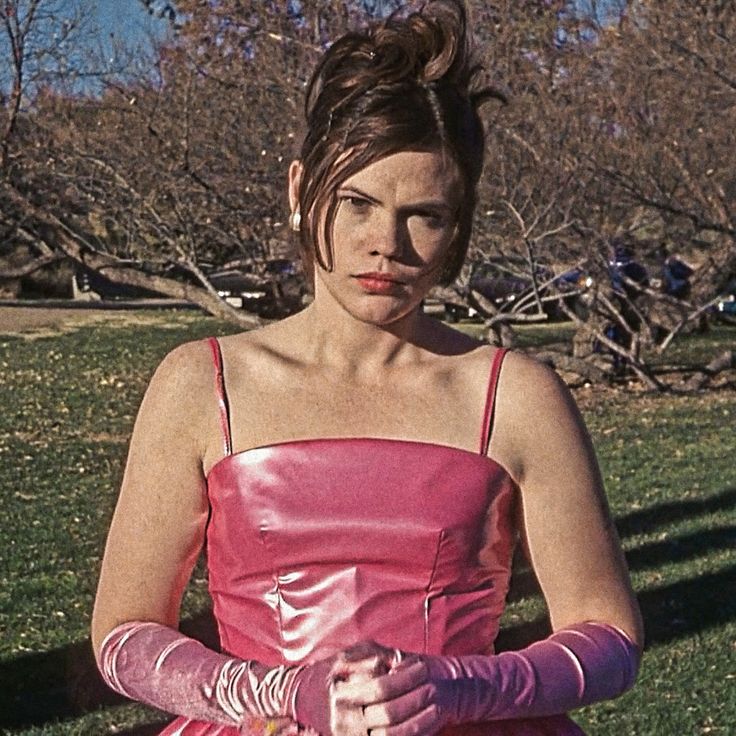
[[370, 217, 406, 259]]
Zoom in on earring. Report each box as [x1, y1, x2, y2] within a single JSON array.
[[289, 210, 301, 232]]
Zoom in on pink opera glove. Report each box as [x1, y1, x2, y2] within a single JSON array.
[[423, 622, 640, 725], [291, 656, 335, 735], [97, 621, 321, 733], [293, 643, 394, 736]]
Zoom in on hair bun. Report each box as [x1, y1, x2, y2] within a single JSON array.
[[372, 1, 471, 90], [305, 1, 501, 129]]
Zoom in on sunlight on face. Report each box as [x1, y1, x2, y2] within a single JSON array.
[[333, 150, 459, 268], [314, 150, 462, 325]]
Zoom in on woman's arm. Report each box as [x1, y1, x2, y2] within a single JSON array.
[[92, 341, 213, 653], [492, 352, 643, 646], [91, 342, 308, 728]]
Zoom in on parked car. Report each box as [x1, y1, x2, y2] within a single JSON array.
[[434, 245, 696, 327], [442, 300, 479, 322], [74, 265, 164, 300], [717, 295, 736, 315], [443, 273, 532, 322], [606, 244, 649, 297], [439, 262, 592, 323], [74, 258, 305, 318], [662, 256, 693, 299], [715, 279, 736, 319], [208, 260, 303, 318]]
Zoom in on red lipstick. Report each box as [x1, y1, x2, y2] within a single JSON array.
[[354, 272, 405, 294]]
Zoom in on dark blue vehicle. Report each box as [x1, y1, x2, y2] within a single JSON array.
[[662, 256, 693, 299], [608, 244, 649, 296], [716, 279, 736, 318]]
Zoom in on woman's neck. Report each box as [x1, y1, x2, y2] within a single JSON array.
[[294, 300, 433, 381]]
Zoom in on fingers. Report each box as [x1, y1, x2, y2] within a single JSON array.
[[332, 655, 391, 684], [332, 642, 396, 683], [327, 646, 439, 736], [363, 682, 437, 728], [330, 674, 443, 736], [341, 641, 395, 663], [333, 660, 429, 707], [330, 695, 368, 736], [366, 703, 443, 736]]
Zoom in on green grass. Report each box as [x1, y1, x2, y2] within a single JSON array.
[[1, 312, 734, 734], [452, 319, 577, 347]]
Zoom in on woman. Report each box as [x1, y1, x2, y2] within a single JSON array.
[[92, 2, 643, 735]]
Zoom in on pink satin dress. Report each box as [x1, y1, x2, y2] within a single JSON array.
[[159, 339, 585, 736]]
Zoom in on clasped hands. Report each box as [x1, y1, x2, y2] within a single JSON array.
[[295, 641, 453, 736]]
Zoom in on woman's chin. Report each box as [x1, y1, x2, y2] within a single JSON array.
[[311, 276, 429, 328], [340, 295, 422, 328]]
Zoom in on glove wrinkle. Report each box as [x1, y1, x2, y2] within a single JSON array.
[[97, 621, 305, 729], [423, 621, 640, 724]]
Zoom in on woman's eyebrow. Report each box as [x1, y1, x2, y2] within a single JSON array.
[[337, 185, 382, 204], [409, 201, 454, 214], [338, 185, 453, 214]]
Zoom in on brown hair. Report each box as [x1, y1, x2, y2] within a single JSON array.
[[295, 0, 503, 285]]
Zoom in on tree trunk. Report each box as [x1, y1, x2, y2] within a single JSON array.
[[681, 351, 735, 392], [4, 185, 262, 328], [530, 350, 610, 384]]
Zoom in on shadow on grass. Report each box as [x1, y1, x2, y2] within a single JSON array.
[[615, 486, 736, 539], [498, 561, 736, 652], [0, 611, 219, 731], [2, 487, 735, 731], [625, 525, 736, 571], [508, 486, 736, 603], [500, 487, 736, 651]]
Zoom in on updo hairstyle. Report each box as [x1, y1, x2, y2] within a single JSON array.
[[295, 0, 503, 285]]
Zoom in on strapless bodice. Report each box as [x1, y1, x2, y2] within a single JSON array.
[[205, 438, 518, 666]]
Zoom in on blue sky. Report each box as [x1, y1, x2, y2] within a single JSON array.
[[84, 1, 624, 47], [89, 0, 168, 46], [6, 0, 620, 101], [82, 0, 166, 51], [0, 2, 163, 98]]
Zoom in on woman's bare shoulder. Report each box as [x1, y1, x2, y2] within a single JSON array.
[[500, 349, 570, 403], [146, 338, 217, 399], [135, 338, 231, 449], [153, 328, 285, 384], [492, 350, 585, 479], [213, 317, 304, 365]]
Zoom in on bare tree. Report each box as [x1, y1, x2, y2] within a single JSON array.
[[443, 0, 735, 389], [562, 0, 736, 386], [2, 1, 733, 388], [0, 1, 94, 294]]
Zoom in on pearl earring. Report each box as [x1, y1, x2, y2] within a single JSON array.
[[289, 211, 301, 232]]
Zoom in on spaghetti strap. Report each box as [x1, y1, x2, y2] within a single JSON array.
[[207, 337, 233, 457], [478, 348, 510, 456]]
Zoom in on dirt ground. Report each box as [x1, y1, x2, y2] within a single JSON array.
[[0, 306, 106, 333], [0, 303, 196, 338]]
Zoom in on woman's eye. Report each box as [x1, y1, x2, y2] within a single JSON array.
[[341, 196, 371, 213], [419, 213, 448, 230]]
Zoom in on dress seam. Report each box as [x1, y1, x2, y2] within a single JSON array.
[[423, 529, 445, 653]]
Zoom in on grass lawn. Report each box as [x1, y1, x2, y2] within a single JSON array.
[[0, 311, 734, 735]]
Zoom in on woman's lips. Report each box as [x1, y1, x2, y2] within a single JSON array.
[[354, 273, 405, 294]]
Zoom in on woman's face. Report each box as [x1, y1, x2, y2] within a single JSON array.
[[304, 149, 461, 326]]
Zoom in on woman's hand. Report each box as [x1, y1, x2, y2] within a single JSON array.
[[320, 643, 447, 736], [336, 621, 640, 731]]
